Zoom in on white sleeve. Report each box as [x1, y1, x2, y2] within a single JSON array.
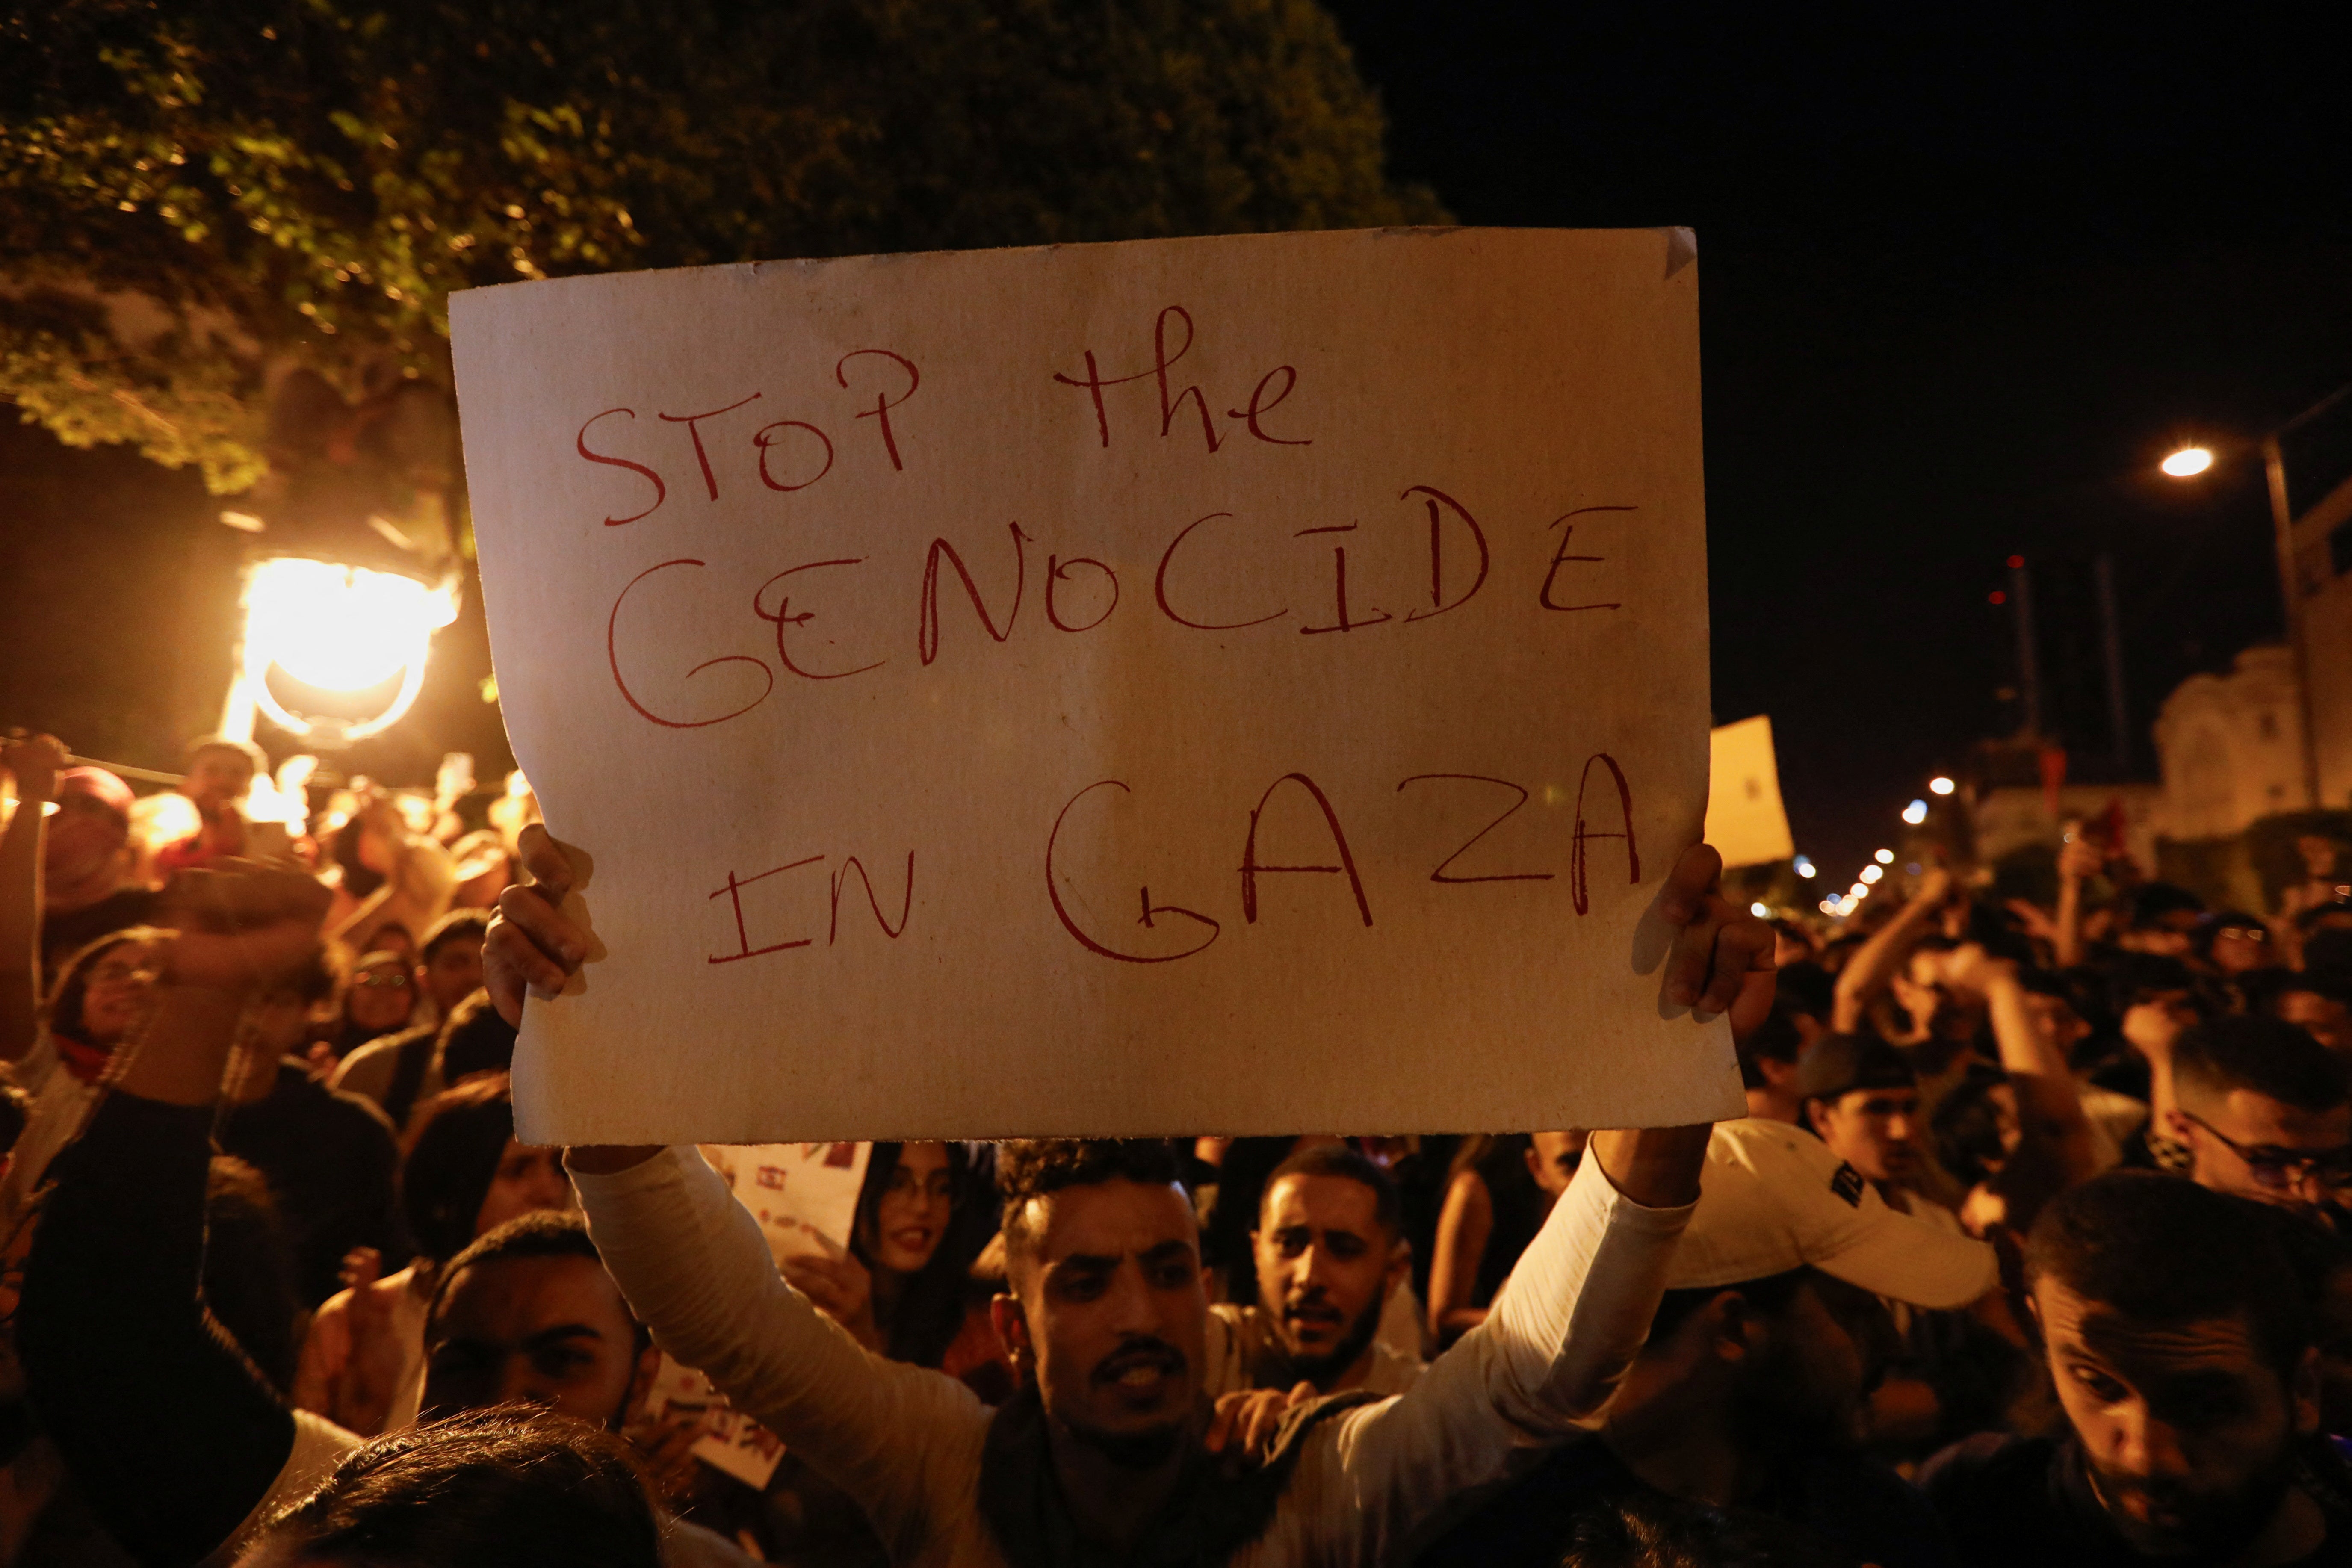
[[1284, 1153, 1691, 1565], [571, 1147, 988, 1552]]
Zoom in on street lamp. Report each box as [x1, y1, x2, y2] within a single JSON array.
[[224, 557, 459, 745], [2160, 446, 2214, 478], [1928, 776, 1956, 796]]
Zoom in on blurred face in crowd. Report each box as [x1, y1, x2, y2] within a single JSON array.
[[1524, 1131, 1588, 1202], [422, 935, 487, 1016], [863, 1142, 954, 1276], [2121, 914, 2200, 960], [1809, 1086, 1921, 1187], [41, 794, 127, 902], [1620, 1271, 1892, 1458], [346, 955, 417, 1033], [421, 1254, 652, 1427], [2277, 989, 2349, 1054], [183, 746, 256, 817], [2025, 992, 2093, 1060], [1895, 951, 1985, 1043], [73, 938, 160, 1045], [996, 1178, 1207, 1463], [2172, 1089, 2352, 1213], [2033, 1274, 2315, 1558], [476, 1144, 571, 1237], [1252, 1173, 1406, 1390], [2209, 921, 2273, 977]]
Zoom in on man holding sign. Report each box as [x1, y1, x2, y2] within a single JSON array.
[[487, 830, 1767, 1567]]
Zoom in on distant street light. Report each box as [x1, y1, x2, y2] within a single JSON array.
[[1928, 776, 1956, 796], [1873, 848, 1894, 865], [1860, 865, 1884, 885], [1849, 881, 1870, 898], [1749, 901, 1771, 918], [2160, 446, 2215, 478], [1793, 855, 1817, 879], [1901, 798, 1927, 824]]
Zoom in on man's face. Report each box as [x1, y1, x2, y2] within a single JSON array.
[[2210, 924, 2273, 977], [2278, 990, 2349, 1054], [345, 957, 416, 1032], [1252, 1174, 1402, 1389], [2026, 992, 2092, 1057], [1002, 1178, 1207, 1463], [422, 935, 486, 1014], [1732, 1273, 1892, 1450], [1897, 952, 1985, 1042], [421, 1254, 649, 1426], [1812, 1085, 1920, 1185], [2033, 1274, 2313, 1558], [184, 749, 255, 815], [1524, 1131, 1588, 1201], [41, 795, 126, 890], [2175, 1090, 2352, 1212]]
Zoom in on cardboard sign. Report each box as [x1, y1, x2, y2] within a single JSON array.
[[1705, 716, 1795, 871], [643, 1356, 789, 1490], [453, 227, 1742, 1143]]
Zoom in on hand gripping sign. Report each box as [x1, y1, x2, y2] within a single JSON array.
[[452, 227, 1743, 1144]]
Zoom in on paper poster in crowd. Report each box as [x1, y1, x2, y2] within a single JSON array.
[[453, 225, 1745, 1142], [1704, 715, 1796, 870], [642, 1141, 870, 1487]]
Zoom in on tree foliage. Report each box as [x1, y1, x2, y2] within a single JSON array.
[[0, 0, 1442, 493]]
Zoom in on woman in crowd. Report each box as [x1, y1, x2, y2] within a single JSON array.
[[293, 1072, 569, 1437], [322, 948, 417, 1063]]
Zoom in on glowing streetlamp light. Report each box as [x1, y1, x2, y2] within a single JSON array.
[[1873, 848, 1894, 865], [1928, 776, 1956, 796], [1901, 799, 1928, 824], [1793, 855, 1817, 879], [2160, 446, 2214, 478], [225, 558, 459, 744]]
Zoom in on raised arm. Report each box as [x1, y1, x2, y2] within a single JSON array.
[[18, 865, 333, 1566], [0, 734, 64, 1063], [1941, 945, 2101, 1222], [2051, 834, 2103, 968], [1831, 866, 1951, 1034]]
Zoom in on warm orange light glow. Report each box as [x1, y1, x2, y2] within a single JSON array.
[[2161, 446, 2213, 478]]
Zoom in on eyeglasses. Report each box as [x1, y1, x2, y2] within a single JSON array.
[[354, 972, 414, 989], [86, 961, 158, 987], [2178, 1110, 2352, 1191], [2216, 927, 2268, 944]]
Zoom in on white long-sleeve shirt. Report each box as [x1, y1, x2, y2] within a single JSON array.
[[573, 1147, 1691, 1568]]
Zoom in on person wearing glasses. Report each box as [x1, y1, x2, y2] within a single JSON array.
[[2168, 1016, 2352, 1217]]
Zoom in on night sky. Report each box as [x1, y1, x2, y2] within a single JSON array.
[[6, 4, 2351, 895], [1326, 1, 2352, 886]]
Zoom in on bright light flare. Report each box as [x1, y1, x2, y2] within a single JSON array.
[[1749, 901, 1771, 918], [1819, 898, 1840, 915], [1902, 799, 1928, 824], [1929, 776, 1956, 796], [1850, 881, 1870, 898], [1860, 865, 1884, 884], [1793, 855, 1817, 879], [245, 559, 454, 691], [1874, 848, 1894, 865], [2160, 446, 2214, 478]]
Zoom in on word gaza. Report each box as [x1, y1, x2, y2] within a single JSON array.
[[703, 759, 1640, 969]]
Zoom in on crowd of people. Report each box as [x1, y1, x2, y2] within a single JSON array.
[[0, 721, 2350, 1568]]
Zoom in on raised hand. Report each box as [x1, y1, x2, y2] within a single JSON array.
[[485, 824, 589, 1027], [1, 732, 66, 804], [1656, 842, 1776, 1032]]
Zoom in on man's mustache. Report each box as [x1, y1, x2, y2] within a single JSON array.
[[1092, 1338, 1186, 1385]]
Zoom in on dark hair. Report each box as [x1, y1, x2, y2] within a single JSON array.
[[332, 818, 387, 901], [2174, 1014, 2350, 1115], [2024, 1172, 2311, 1377], [1647, 1266, 1812, 1347], [438, 991, 517, 1083], [1261, 1143, 1403, 1236], [2296, 899, 2352, 935], [851, 1142, 977, 1367], [1930, 1063, 2011, 1189], [428, 1210, 636, 1348], [261, 1409, 662, 1568], [2308, 928, 2352, 983], [41, 925, 169, 1047], [2128, 882, 2206, 929], [997, 1139, 1182, 1263], [1772, 960, 1834, 1021], [1556, 1488, 1853, 1568], [204, 1156, 302, 1394], [1739, 1001, 1807, 1085], [0, 1075, 29, 1155], [422, 909, 493, 965], [402, 1074, 520, 1264], [2104, 953, 2200, 1019], [265, 942, 339, 1007]]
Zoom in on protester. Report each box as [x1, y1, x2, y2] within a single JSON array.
[[1200, 1143, 1421, 1399], [29, 761, 154, 989], [2166, 1014, 2352, 1215], [1922, 1172, 2352, 1565], [1799, 1034, 1938, 1208], [151, 735, 269, 876], [1421, 1116, 1997, 1568], [326, 791, 458, 959], [486, 827, 1770, 1565], [1424, 1131, 1554, 1346], [331, 909, 493, 1125], [324, 948, 420, 1061]]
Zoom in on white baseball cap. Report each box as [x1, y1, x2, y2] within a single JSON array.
[[1666, 1119, 1997, 1310]]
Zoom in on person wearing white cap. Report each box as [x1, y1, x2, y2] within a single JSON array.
[[1419, 1117, 1996, 1568]]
